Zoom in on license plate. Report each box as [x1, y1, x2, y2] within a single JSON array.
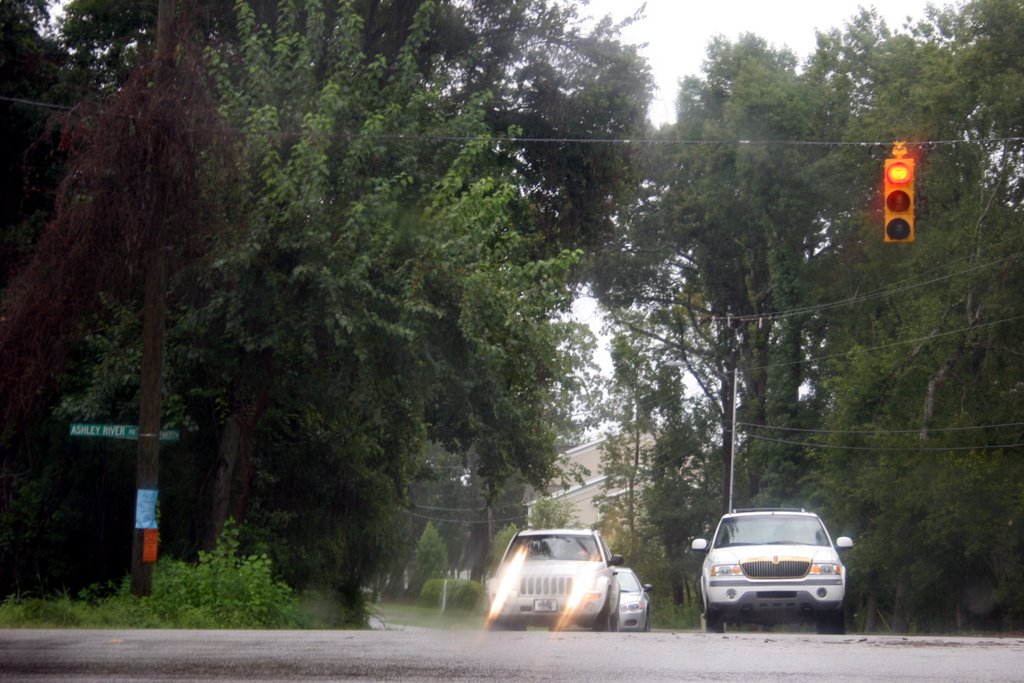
[[533, 598, 558, 612]]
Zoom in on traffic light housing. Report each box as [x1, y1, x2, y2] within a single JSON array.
[[883, 155, 915, 243]]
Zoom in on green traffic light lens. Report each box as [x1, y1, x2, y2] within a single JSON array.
[[886, 218, 911, 241]]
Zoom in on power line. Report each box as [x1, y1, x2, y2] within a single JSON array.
[[756, 312, 1024, 373], [406, 510, 524, 525], [4, 95, 1024, 148], [0, 94, 74, 113], [410, 501, 523, 513], [746, 433, 1024, 452], [739, 421, 1024, 435], [707, 250, 1024, 324]]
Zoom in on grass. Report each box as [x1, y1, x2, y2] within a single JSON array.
[[369, 601, 488, 630]]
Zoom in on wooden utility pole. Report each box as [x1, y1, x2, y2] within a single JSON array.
[[130, 0, 176, 597]]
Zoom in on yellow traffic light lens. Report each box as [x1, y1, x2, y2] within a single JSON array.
[[886, 162, 911, 185], [886, 189, 911, 212]]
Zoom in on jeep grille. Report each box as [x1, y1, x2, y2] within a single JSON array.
[[742, 560, 810, 579], [520, 575, 573, 596]]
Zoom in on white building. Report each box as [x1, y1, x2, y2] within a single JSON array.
[[525, 437, 609, 528]]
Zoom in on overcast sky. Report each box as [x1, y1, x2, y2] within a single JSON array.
[[582, 0, 948, 125]]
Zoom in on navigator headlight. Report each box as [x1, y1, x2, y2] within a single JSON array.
[[709, 564, 743, 577]]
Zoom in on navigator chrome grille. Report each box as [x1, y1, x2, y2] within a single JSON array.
[[742, 560, 810, 579]]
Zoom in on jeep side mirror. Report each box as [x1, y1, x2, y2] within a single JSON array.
[[835, 536, 854, 550], [608, 553, 624, 566], [691, 538, 709, 553]]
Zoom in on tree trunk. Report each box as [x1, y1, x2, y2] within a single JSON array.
[[205, 413, 241, 550], [892, 575, 910, 634], [203, 352, 271, 551], [232, 386, 267, 525], [864, 580, 880, 632]]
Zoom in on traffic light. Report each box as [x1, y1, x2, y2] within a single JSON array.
[[883, 150, 915, 243]]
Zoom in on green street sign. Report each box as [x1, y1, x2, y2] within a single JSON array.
[[69, 423, 180, 442]]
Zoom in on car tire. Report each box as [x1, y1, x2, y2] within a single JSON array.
[[816, 610, 845, 635], [489, 618, 527, 631], [644, 609, 651, 632], [592, 601, 613, 631], [705, 611, 725, 633]]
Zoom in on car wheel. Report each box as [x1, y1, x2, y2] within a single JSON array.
[[705, 611, 725, 633], [644, 609, 651, 632], [592, 601, 613, 631], [816, 610, 845, 635], [488, 618, 527, 631]]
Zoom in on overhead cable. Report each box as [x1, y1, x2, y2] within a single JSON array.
[[4, 95, 1024, 148]]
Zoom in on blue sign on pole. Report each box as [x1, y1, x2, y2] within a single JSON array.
[[135, 489, 158, 529]]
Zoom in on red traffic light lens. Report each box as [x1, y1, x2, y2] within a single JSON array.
[[886, 189, 911, 212], [886, 161, 912, 185]]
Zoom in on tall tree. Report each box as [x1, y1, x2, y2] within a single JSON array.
[[594, 34, 832, 512], [805, 0, 1024, 632]]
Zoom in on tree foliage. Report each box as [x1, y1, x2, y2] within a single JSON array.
[[3, 0, 1024, 635], [593, 0, 1024, 633], [0, 0, 648, 619], [409, 522, 447, 599]]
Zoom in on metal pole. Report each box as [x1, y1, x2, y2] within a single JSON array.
[[728, 363, 737, 513]]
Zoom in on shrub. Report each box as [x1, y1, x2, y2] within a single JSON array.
[[407, 523, 447, 598], [651, 599, 701, 630], [419, 578, 484, 612], [136, 524, 297, 628], [0, 525, 298, 628], [0, 594, 81, 627], [486, 524, 519, 576]]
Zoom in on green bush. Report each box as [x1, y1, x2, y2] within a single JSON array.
[[419, 578, 484, 612], [0, 524, 301, 629], [137, 524, 298, 628], [408, 523, 448, 599], [0, 594, 81, 627], [651, 599, 701, 630], [487, 524, 519, 576]]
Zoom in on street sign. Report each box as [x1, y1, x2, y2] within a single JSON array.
[[69, 423, 180, 442]]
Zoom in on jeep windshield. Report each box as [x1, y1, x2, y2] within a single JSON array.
[[713, 515, 830, 548], [507, 534, 600, 562]]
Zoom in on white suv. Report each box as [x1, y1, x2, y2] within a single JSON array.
[[486, 528, 623, 631], [691, 508, 853, 634]]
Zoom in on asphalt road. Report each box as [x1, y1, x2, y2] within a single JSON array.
[[2, 627, 1022, 682]]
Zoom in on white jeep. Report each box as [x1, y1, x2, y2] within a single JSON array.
[[691, 508, 853, 634], [486, 528, 623, 631]]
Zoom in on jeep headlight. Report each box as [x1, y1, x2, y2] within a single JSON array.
[[709, 564, 743, 577], [566, 571, 602, 611], [810, 563, 842, 575]]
